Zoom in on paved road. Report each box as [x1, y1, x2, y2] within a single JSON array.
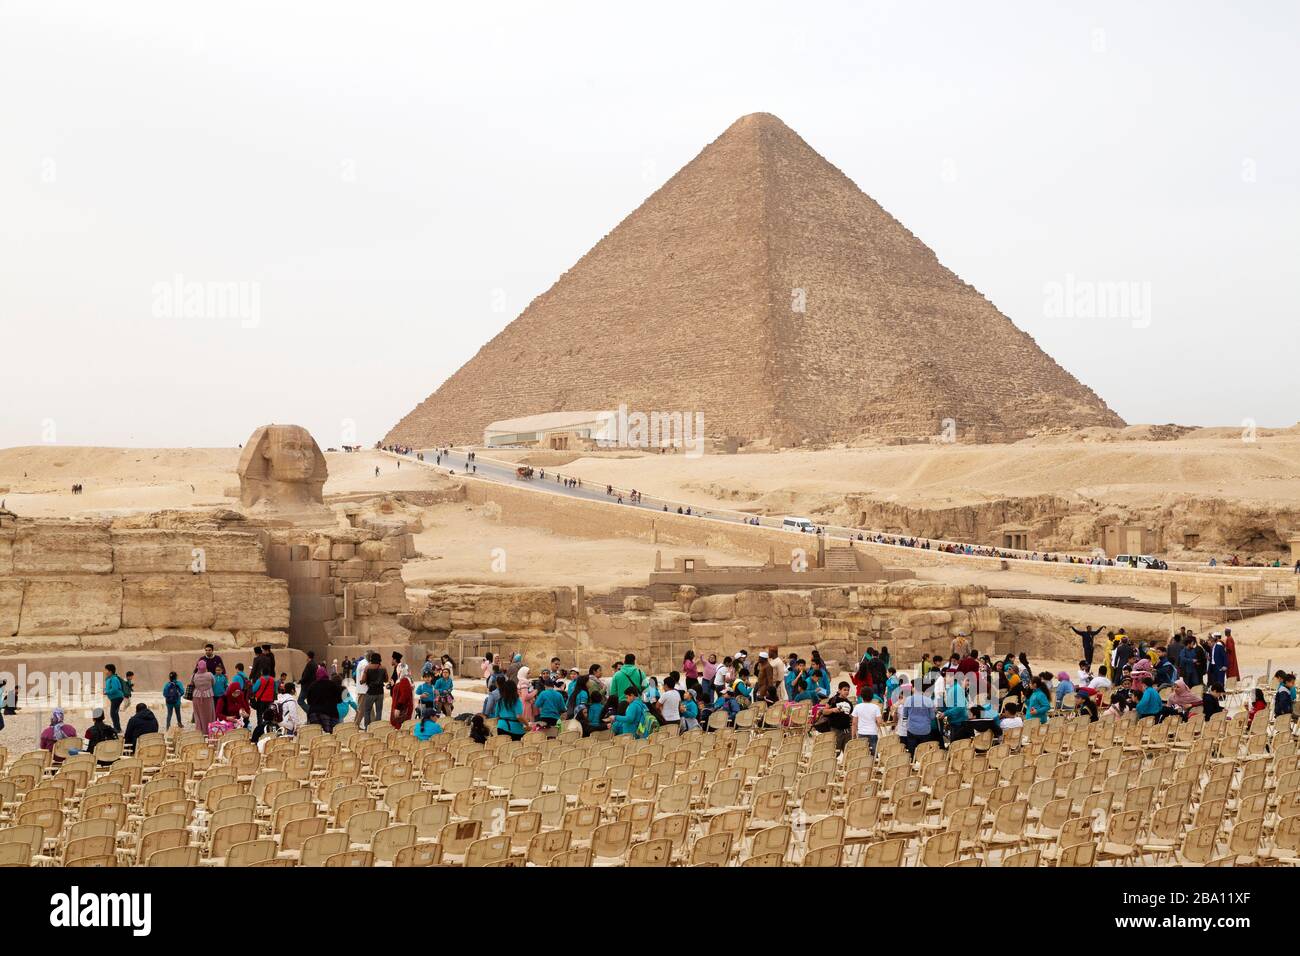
[[381, 446, 1200, 578], [384, 446, 943, 554]]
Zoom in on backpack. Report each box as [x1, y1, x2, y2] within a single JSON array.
[[163, 681, 182, 704], [634, 710, 659, 740]]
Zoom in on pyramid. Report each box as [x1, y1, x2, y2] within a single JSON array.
[[387, 113, 1123, 447]]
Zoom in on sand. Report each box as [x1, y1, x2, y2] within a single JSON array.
[[546, 431, 1300, 513], [0, 447, 444, 518], [404, 501, 756, 591]]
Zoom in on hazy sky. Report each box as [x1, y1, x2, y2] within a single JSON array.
[[2, 0, 1296, 449]]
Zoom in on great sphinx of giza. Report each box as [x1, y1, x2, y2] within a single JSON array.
[[236, 424, 328, 512]]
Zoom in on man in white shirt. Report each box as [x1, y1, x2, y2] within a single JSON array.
[[770, 650, 788, 702], [851, 697, 884, 755], [659, 675, 682, 730]]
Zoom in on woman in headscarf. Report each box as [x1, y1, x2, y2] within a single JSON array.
[[1169, 679, 1203, 719], [216, 679, 251, 726], [388, 663, 414, 729], [1130, 656, 1153, 692], [191, 659, 217, 734], [40, 709, 78, 758], [519, 676, 538, 724], [1225, 631, 1241, 682]]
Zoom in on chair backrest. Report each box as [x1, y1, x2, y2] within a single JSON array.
[[464, 833, 511, 867], [148, 844, 200, 867], [210, 821, 259, 859], [862, 838, 907, 867], [325, 849, 375, 867], [526, 828, 573, 867], [227, 839, 278, 867], [371, 824, 418, 862], [301, 831, 350, 867], [393, 841, 443, 867]]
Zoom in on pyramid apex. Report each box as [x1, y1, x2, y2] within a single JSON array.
[[728, 112, 791, 131]]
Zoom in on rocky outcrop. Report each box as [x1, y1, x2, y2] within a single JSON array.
[[0, 515, 290, 651]]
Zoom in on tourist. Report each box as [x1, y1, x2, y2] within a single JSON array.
[[355, 653, 387, 729], [682, 650, 700, 697], [612, 686, 649, 737], [440, 654, 456, 679], [306, 673, 345, 731], [195, 643, 225, 681], [535, 678, 566, 728], [413, 706, 443, 740], [480, 652, 494, 685], [216, 679, 251, 727], [162, 671, 185, 730], [700, 654, 717, 706], [250, 665, 279, 733], [84, 707, 119, 763], [1201, 684, 1225, 720], [1025, 678, 1051, 724], [468, 714, 491, 745], [415, 670, 436, 712], [1223, 628, 1240, 682], [103, 663, 127, 732], [899, 683, 936, 755], [519, 676, 538, 723], [1207, 633, 1228, 688], [336, 679, 358, 726], [1168, 679, 1203, 720], [211, 664, 229, 698], [608, 653, 647, 709], [680, 689, 701, 732], [998, 701, 1024, 734], [1273, 673, 1295, 720], [770, 646, 787, 702], [754, 652, 776, 703], [1135, 676, 1169, 722], [1071, 624, 1102, 666], [814, 682, 854, 750], [1247, 688, 1268, 723], [389, 663, 414, 729], [851, 690, 884, 756], [231, 662, 249, 689], [657, 674, 682, 731], [491, 678, 526, 740], [124, 701, 159, 751], [298, 651, 319, 706], [433, 667, 455, 716], [40, 708, 78, 755], [191, 659, 217, 733]]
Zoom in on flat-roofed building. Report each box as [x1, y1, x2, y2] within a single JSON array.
[[483, 411, 614, 450]]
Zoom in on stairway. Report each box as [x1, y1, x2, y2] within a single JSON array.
[[823, 548, 859, 572]]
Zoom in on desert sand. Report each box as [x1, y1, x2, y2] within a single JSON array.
[[545, 430, 1300, 513], [0, 447, 443, 518]]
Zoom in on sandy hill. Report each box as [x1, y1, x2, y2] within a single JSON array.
[[386, 112, 1121, 448], [551, 432, 1300, 511], [0, 447, 445, 518]]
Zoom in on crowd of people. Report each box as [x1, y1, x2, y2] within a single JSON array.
[[51, 614, 1287, 772]]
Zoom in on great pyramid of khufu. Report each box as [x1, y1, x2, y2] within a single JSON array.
[[387, 113, 1123, 447]]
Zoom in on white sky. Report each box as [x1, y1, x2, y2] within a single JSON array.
[[1, 0, 1296, 448]]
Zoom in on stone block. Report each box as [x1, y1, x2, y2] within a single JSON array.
[[624, 595, 654, 612], [14, 523, 113, 574], [111, 530, 267, 574], [19, 576, 122, 635], [0, 579, 23, 636], [122, 574, 215, 628], [211, 575, 290, 631], [331, 543, 356, 561]]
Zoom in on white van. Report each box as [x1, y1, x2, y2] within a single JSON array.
[[782, 517, 816, 533]]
